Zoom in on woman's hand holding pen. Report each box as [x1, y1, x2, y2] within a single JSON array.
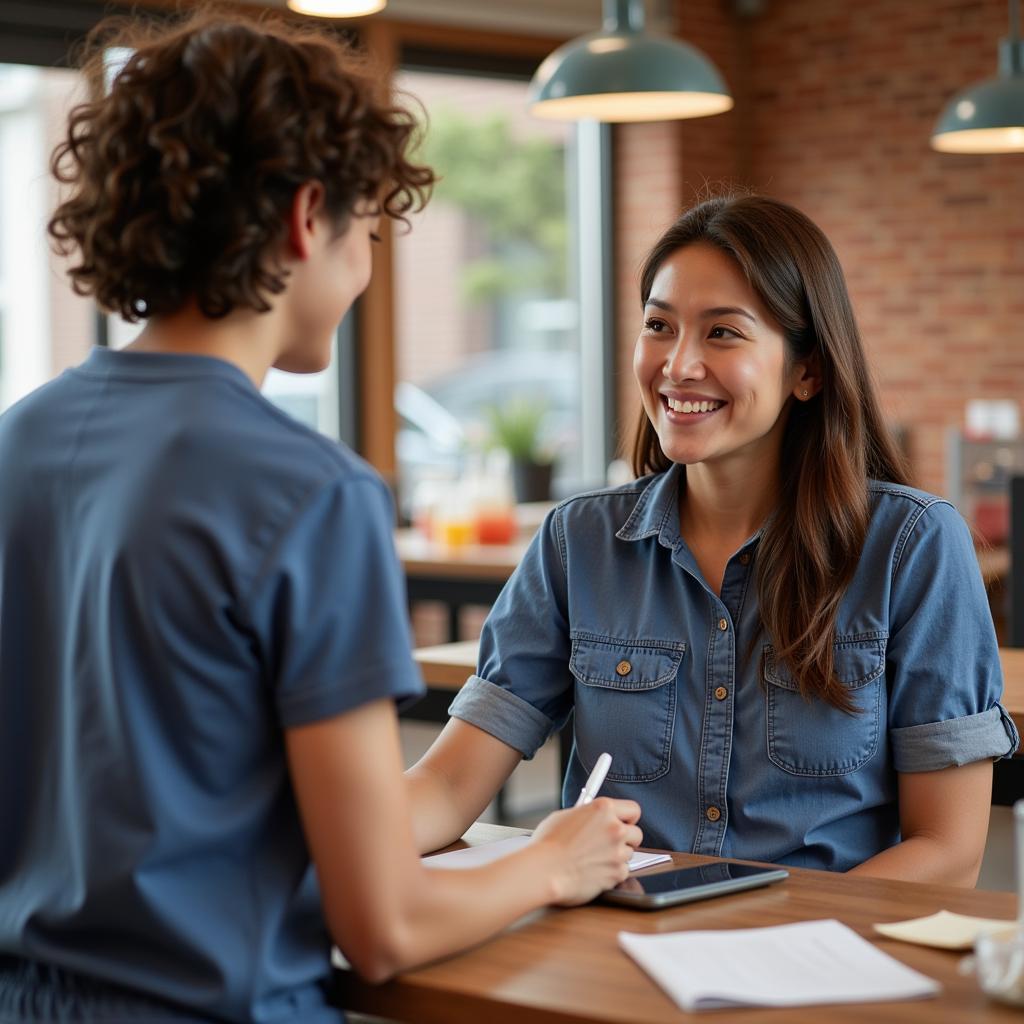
[[530, 797, 643, 907]]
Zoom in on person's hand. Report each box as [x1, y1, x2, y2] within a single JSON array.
[[529, 797, 642, 906]]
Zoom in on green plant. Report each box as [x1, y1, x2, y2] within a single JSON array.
[[487, 399, 552, 464]]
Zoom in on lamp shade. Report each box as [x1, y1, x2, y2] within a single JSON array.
[[286, 0, 385, 17], [529, 1, 732, 123], [932, 77, 1024, 153], [931, 16, 1024, 153]]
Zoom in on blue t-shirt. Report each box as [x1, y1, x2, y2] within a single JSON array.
[[0, 348, 423, 1022], [450, 464, 1018, 871]]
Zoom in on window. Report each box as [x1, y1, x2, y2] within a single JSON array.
[[392, 67, 584, 514], [0, 63, 92, 414]]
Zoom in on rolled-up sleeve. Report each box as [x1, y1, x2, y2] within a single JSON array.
[[448, 508, 573, 760], [887, 500, 1019, 772]]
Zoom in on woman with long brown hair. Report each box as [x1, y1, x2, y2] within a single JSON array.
[[410, 193, 1017, 885]]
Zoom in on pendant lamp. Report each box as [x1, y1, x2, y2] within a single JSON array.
[[286, 0, 385, 17], [529, 0, 732, 122], [931, 0, 1024, 153]]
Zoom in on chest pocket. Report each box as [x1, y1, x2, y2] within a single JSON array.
[[763, 636, 886, 777], [569, 636, 684, 783]]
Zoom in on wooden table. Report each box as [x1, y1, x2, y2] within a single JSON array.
[[413, 640, 481, 692], [335, 822, 1020, 1024], [397, 529, 530, 643]]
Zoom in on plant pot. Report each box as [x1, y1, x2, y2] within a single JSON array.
[[512, 459, 554, 503]]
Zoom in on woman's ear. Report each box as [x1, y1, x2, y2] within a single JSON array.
[[792, 356, 822, 402], [287, 181, 326, 260]]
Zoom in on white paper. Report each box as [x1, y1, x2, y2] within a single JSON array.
[[627, 851, 673, 871], [424, 835, 670, 872], [619, 918, 940, 1011], [874, 909, 1016, 950]]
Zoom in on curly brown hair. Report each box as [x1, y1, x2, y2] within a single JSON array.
[[48, 7, 434, 321]]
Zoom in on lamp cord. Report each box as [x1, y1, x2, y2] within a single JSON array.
[[603, 0, 644, 33]]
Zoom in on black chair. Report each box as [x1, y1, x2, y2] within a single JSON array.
[[1011, 475, 1024, 648], [993, 475, 1024, 805]]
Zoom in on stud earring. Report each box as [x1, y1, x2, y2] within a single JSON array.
[[802, 389, 809, 399]]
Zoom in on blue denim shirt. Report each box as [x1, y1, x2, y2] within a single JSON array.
[[450, 465, 1019, 871]]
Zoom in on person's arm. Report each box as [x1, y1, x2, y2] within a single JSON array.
[[405, 717, 523, 854], [405, 508, 578, 854], [865, 499, 1016, 884], [847, 759, 992, 885], [286, 697, 641, 984]]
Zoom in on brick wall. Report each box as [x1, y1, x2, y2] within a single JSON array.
[[615, 0, 1024, 495]]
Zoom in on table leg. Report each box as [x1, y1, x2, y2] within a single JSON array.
[[446, 603, 461, 643]]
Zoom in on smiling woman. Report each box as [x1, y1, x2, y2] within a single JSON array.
[[406, 193, 1019, 889]]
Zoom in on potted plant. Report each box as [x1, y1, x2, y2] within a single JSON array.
[[487, 398, 555, 503]]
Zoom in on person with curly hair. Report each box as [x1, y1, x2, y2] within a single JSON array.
[[0, 10, 641, 1023]]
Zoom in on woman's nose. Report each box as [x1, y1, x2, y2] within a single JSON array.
[[663, 335, 705, 383]]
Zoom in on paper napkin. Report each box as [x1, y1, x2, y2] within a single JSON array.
[[873, 910, 1015, 950]]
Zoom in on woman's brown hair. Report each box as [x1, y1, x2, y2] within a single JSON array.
[[48, 7, 435, 321], [632, 195, 909, 712]]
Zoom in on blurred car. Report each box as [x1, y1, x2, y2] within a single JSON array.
[[395, 349, 580, 519]]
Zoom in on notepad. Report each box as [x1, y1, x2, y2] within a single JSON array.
[[618, 919, 940, 1011], [423, 835, 671, 872], [874, 910, 1016, 950]]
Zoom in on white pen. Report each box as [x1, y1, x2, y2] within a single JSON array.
[[574, 752, 613, 806]]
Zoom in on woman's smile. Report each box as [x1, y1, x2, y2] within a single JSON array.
[[660, 393, 728, 422]]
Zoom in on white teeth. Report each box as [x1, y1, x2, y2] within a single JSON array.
[[666, 397, 723, 414]]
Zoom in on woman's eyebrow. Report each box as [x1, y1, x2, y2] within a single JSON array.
[[702, 305, 757, 322], [643, 298, 757, 324]]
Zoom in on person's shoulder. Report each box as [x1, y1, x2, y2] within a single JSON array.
[[192, 378, 382, 495], [866, 479, 970, 548], [0, 371, 74, 442], [867, 479, 951, 512]]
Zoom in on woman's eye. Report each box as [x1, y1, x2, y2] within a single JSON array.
[[643, 317, 668, 333], [708, 325, 739, 340]]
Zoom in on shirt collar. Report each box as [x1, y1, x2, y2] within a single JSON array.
[[80, 346, 254, 389], [616, 464, 684, 548], [615, 462, 769, 558]]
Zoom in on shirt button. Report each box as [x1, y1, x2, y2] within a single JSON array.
[[714, 686, 728, 700], [739, 553, 751, 565], [706, 806, 722, 822], [718, 617, 728, 631], [615, 660, 632, 676]]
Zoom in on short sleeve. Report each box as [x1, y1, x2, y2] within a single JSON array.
[[887, 500, 1018, 772], [245, 474, 424, 728], [448, 507, 573, 759]]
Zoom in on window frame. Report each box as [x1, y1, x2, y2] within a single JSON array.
[[372, 19, 617, 488]]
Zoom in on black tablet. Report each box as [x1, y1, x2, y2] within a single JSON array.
[[599, 862, 789, 910]]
